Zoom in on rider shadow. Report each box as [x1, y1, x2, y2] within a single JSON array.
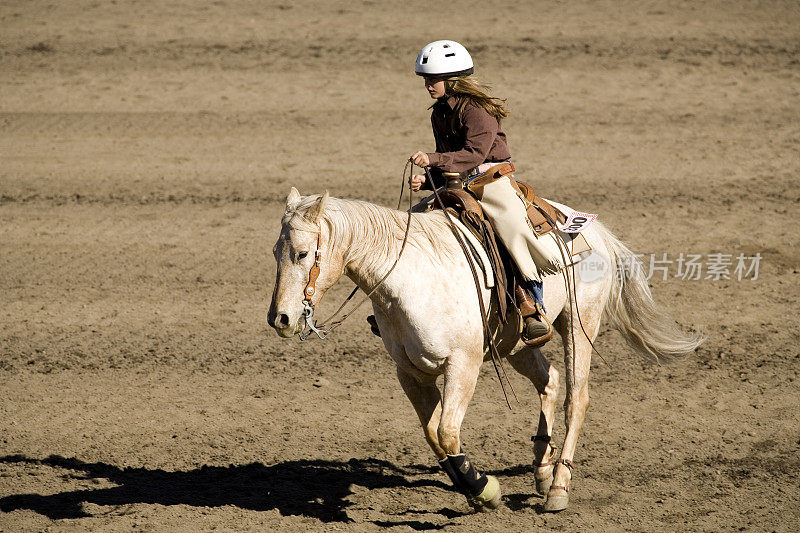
[[0, 454, 453, 524]]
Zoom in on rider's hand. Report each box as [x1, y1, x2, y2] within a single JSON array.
[[409, 174, 426, 192], [410, 151, 430, 168]]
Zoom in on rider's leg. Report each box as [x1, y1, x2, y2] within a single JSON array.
[[474, 175, 563, 279], [474, 173, 561, 346]]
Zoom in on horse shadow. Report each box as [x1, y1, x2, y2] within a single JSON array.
[[0, 454, 546, 525], [0, 454, 458, 524]]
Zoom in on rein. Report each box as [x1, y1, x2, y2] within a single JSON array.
[[531, 205, 609, 388], [424, 167, 518, 410], [298, 161, 415, 341]]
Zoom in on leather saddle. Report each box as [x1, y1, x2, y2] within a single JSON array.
[[433, 188, 511, 323], [431, 167, 570, 325]]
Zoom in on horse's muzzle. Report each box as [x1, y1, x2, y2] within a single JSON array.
[[267, 309, 300, 338]]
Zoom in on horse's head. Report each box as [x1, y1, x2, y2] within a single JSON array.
[[267, 187, 344, 337]]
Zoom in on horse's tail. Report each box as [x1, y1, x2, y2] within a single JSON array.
[[594, 221, 704, 361]]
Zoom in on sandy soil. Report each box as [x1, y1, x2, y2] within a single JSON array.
[[1, 1, 799, 531]]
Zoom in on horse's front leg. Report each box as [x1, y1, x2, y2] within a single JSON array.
[[395, 367, 446, 459], [437, 355, 502, 510]]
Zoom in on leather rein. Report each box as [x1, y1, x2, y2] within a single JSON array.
[[424, 167, 518, 409]]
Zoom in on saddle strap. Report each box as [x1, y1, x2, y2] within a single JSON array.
[[464, 162, 516, 198], [425, 167, 518, 409], [513, 180, 567, 236]]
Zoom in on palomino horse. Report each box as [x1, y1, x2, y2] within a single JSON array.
[[267, 187, 702, 512]]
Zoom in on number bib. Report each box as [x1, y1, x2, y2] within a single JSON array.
[[558, 211, 598, 234]]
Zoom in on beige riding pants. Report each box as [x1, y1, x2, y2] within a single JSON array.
[[474, 173, 564, 282]]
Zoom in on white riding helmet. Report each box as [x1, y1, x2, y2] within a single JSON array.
[[414, 40, 474, 78]]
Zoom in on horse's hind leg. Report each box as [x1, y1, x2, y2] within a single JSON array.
[[544, 311, 599, 512], [507, 346, 560, 495]]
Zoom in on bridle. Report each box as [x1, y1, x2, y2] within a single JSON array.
[[303, 233, 323, 302], [297, 160, 416, 341], [299, 231, 327, 340]]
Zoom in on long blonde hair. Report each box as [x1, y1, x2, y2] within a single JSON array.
[[445, 76, 509, 120]]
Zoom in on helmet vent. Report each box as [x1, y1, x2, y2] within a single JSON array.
[[444, 52, 455, 57], [443, 44, 450, 48], [421, 57, 428, 64]]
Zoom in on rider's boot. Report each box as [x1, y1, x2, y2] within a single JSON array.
[[515, 283, 552, 347], [366, 315, 381, 337]]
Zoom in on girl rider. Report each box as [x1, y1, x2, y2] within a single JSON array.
[[409, 40, 552, 347]]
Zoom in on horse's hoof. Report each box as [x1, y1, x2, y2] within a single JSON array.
[[469, 475, 502, 511], [535, 473, 553, 495], [543, 486, 569, 512], [534, 464, 554, 495]]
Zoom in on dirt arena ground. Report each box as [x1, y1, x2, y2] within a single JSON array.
[[1, 1, 799, 531]]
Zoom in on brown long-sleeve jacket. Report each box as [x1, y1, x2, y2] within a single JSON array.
[[426, 96, 511, 175]]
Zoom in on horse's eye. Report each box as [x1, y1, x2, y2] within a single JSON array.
[[298, 251, 309, 260]]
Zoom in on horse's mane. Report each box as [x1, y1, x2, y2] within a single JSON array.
[[285, 195, 458, 273]]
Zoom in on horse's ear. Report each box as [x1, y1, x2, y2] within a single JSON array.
[[286, 187, 301, 210], [305, 190, 329, 224]]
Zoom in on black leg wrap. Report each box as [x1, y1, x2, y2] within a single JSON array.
[[438, 456, 466, 494], [441, 453, 488, 497]]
